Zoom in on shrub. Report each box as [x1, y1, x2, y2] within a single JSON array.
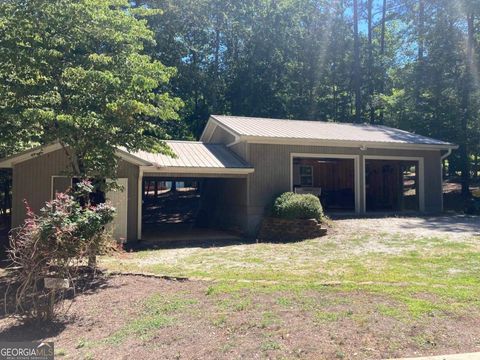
[[7, 180, 117, 320], [272, 192, 323, 221]]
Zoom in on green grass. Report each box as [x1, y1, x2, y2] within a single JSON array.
[[315, 310, 354, 323], [105, 294, 197, 345], [260, 339, 281, 351], [101, 230, 480, 319]]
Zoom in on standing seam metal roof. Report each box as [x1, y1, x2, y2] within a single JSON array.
[[130, 141, 252, 169], [210, 115, 454, 146]]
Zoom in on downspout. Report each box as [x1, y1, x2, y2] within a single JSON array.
[[441, 148, 452, 161]]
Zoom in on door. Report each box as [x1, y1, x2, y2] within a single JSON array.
[[106, 178, 128, 242], [51, 176, 72, 199]]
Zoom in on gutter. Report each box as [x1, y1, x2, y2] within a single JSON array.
[[440, 148, 453, 161]]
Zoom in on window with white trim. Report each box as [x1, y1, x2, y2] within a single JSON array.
[[299, 165, 313, 186]]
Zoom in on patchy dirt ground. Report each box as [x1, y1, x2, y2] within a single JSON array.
[[1, 216, 480, 359], [331, 215, 480, 239], [1, 275, 480, 360]]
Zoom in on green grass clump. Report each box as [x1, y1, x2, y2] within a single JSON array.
[[105, 294, 197, 345]]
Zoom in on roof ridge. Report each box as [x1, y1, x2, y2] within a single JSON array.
[[211, 114, 396, 129], [165, 140, 203, 143]]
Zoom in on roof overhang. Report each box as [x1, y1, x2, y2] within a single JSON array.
[[0, 142, 153, 168], [200, 115, 242, 144], [202, 115, 458, 151], [140, 165, 254, 176], [237, 135, 459, 151], [0, 143, 64, 168]]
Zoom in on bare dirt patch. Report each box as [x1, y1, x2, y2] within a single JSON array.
[[1, 275, 480, 360]]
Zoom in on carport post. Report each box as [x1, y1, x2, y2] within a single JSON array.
[[137, 167, 144, 240]]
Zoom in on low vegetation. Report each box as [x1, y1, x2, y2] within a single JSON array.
[[2, 219, 480, 359], [271, 192, 324, 221], [101, 228, 480, 319], [6, 181, 116, 320]]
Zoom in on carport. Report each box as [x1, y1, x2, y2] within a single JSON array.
[[133, 141, 254, 242]]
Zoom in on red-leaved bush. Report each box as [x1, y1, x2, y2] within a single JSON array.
[[6, 180, 116, 320]]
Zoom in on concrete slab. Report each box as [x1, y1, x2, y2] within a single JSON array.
[[388, 352, 480, 360]]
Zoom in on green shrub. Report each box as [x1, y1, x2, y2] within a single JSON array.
[[272, 192, 323, 221]]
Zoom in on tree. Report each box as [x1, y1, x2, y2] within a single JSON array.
[[353, 0, 362, 123], [0, 0, 183, 179]]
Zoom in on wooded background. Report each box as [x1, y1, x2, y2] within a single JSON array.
[[133, 0, 480, 194], [0, 0, 479, 209]]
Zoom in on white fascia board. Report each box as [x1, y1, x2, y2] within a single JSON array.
[[0, 143, 64, 168], [0, 143, 151, 169], [241, 136, 458, 151], [199, 118, 216, 142], [201, 116, 243, 143], [114, 149, 151, 166], [139, 165, 254, 175]]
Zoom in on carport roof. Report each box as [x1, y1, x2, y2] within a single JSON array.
[[130, 141, 253, 173], [0, 141, 254, 175]]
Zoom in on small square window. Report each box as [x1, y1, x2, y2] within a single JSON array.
[[299, 165, 313, 186]]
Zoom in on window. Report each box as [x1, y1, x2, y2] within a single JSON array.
[[299, 165, 313, 186]]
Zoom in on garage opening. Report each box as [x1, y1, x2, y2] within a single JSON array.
[[365, 159, 419, 212], [292, 156, 356, 212], [142, 178, 204, 232], [141, 176, 245, 243]]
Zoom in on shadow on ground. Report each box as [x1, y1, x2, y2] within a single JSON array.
[[125, 236, 256, 252], [0, 269, 123, 341]]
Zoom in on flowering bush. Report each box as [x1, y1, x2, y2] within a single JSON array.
[[7, 180, 116, 319]]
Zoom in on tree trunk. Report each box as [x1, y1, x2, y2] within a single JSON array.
[[474, 154, 478, 180], [460, 12, 475, 197], [212, 11, 221, 112], [379, 0, 387, 125], [367, 0, 375, 124], [353, 0, 362, 123], [415, 0, 425, 105]]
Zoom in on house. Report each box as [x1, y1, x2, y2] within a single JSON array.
[[0, 115, 458, 241]]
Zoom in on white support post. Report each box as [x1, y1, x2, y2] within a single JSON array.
[[137, 167, 144, 240]]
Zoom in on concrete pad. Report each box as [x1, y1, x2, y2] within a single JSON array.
[[388, 352, 480, 360]]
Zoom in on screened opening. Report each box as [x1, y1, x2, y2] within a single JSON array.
[[365, 159, 419, 212], [292, 157, 356, 212]]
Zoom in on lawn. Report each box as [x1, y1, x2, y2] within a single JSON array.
[[2, 217, 480, 359], [101, 224, 480, 314]]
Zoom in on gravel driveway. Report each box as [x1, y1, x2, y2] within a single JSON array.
[[333, 215, 480, 239]]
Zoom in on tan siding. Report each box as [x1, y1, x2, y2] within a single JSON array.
[[209, 125, 236, 144], [12, 149, 140, 241], [245, 143, 443, 234], [12, 149, 70, 229], [117, 160, 139, 241], [229, 142, 248, 160]]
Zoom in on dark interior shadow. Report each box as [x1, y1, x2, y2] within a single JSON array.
[[125, 237, 256, 251]]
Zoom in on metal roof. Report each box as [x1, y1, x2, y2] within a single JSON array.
[[210, 115, 455, 147], [0, 141, 254, 175], [130, 141, 252, 170]]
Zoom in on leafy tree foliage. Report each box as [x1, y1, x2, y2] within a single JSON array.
[[0, 0, 182, 178], [136, 0, 479, 192]]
